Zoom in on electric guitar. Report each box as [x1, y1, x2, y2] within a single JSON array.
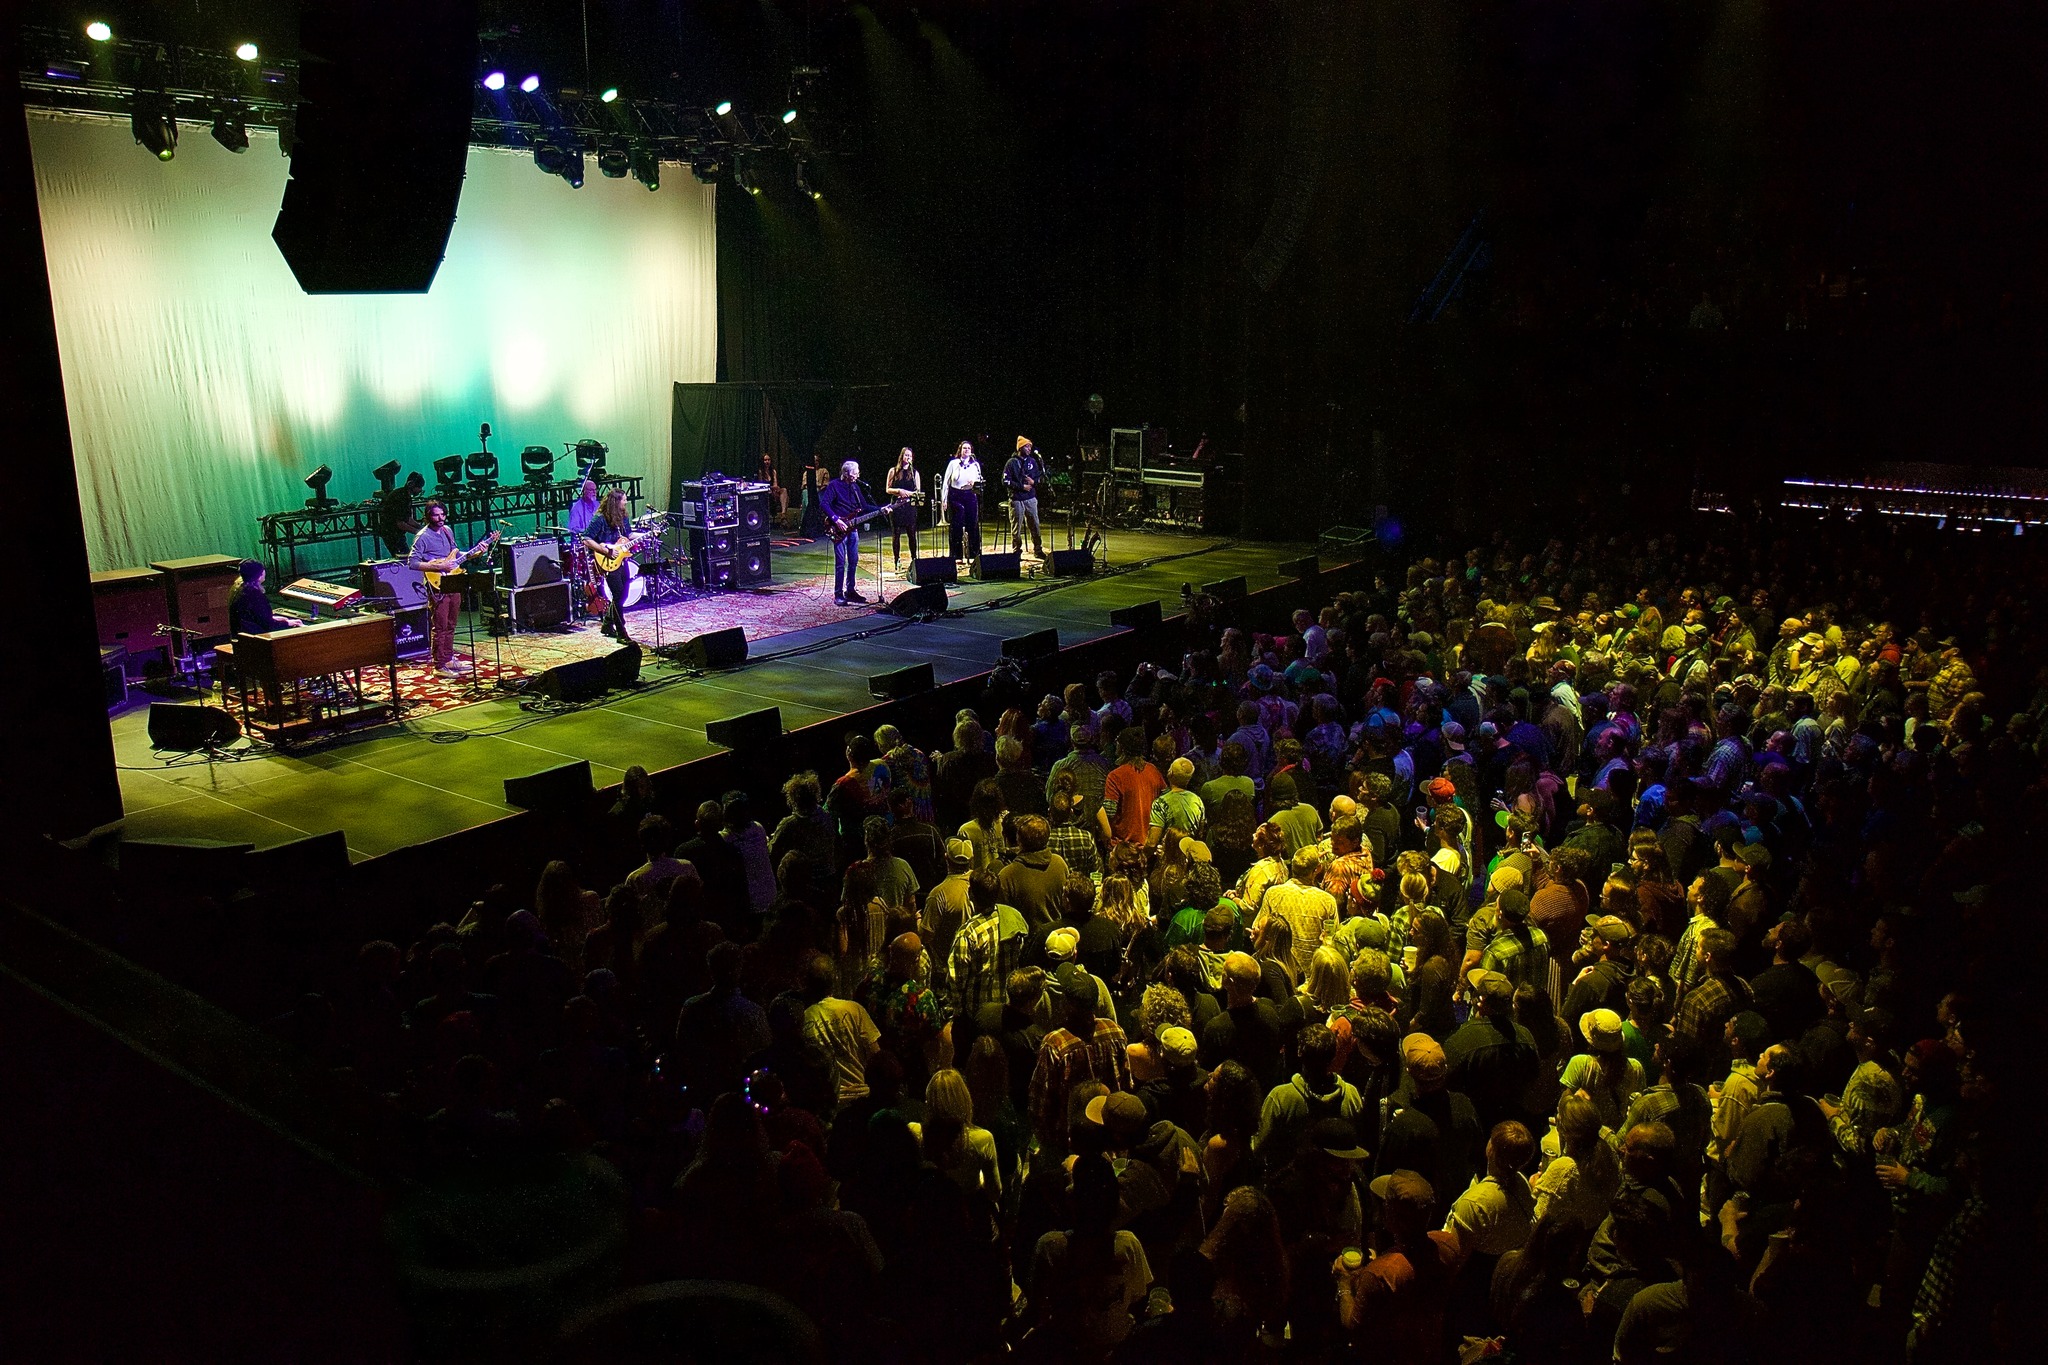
[[589, 528, 661, 574], [420, 529, 500, 591], [828, 504, 896, 543]]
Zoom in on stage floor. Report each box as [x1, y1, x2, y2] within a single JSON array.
[[110, 528, 1312, 860]]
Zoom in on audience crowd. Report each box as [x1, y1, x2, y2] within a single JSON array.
[[287, 519, 2032, 1364]]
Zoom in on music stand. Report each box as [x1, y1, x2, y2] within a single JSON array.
[[436, 570, 494, 697]]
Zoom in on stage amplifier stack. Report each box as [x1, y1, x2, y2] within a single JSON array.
[[681, 477, 772, 589]]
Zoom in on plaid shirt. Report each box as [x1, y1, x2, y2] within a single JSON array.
[[1028, 1017, 1132, 1146], [1479, 925, 1550, 996], [1669, 913, 1712, 995], [1047, 821, 1100, 879], [1321, 850, 1377, 919], [1673, 970, 1750, 1047], [1912, 1196, 1987, 1339], [947, 908, 1020, 1018]]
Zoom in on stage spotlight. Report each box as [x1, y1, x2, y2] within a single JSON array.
[[519, 445, 556, 485], [690, 153, 723, 184], [433, 454, 465, 491], [714, 100, 733, 116], [372, 459, 403, 492], [520, 73, 541, 93], [483, 70, 506, 91], [781, 108, 798, 125], [630, 144, 660, 190], [210, 109, 248, 153], [597, 141, 630, 179], [235, 42, 259, 62], [85, 20, 112, 41], [303, 465, 335, 508], [130, 91, 178, 161], [600, 86, 619, 103], [465, 451, 499, 490], [535, 141, 585, 188], [795, 159, 817, 198], [734, 157, 759, 194]]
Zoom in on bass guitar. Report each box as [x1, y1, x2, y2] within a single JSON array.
[[828, 504, 896, 543], [421, 529, 500, 591], [589, 528, 661, 574]]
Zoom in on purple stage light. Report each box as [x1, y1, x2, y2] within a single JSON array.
[[520, 73, 541, 94], [483, 70, 506, 91]]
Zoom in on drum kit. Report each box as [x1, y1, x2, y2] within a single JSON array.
[[529, 507, 685, 623]]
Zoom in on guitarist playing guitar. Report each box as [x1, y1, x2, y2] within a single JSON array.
[[410, 500, 499, 677], [820, 459, 890, 605], [578, 488, 642, 642]]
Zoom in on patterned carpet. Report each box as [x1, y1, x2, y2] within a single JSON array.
[[399, 572, 875, 715]]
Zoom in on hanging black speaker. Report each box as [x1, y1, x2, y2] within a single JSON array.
[[272, 0, 480, 292]]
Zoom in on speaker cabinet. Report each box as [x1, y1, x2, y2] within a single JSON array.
[[533, 656, 611, 704], [604, 644, 642, 690], [690, 552, 736, 590], [392, 606, 431, 658], [738, 488, 773, 536], [868, 662, 935, 700], [102, 646, 129, 711], [706, 708, 782, 751], [1277, 554, 1320, 579], [150, 555, 242, 642], [912, 555, 957, 586], [979, 552, 1022, 581], [885, 583, 949, 617], [1000, 628, 1060, 662], [736, 536, 771, 585], [1109, 599, 1163, 631], [688, 527, 737, 559], [92, 568, 169, 669], [1049, 548, 1095, 576], [272, 0, 480, 292], [498, 582, 571, 630], [243, 830, 351, 888], [500, 537, 564, 588], [147, 702, 242, 751], [360, 560, 429, 610], [679, 628, 747, 669], [504, 760, 594, 812]]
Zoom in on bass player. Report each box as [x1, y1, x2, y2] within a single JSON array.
[[819, 459, 878, 605]]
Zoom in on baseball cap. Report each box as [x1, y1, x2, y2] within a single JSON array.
[[1425, 776, 1456, 801], [1053, 963, 1098, 1009], [1585, 914, 1636, 943], [1085, 1091, 1150, 1143], [1736, 842, 1772, 868], [1306, 1118, 1370, 1162], [1168, 756, 1197, 784], [1179, 837, 1213, 863], [1584, 1008, 1625, 1054], [1400, 1033, 1447, 1081], [945, 838, 975, 869], [1157, 1026, 1198, 1067], [1496, 888, 1531, 923], [1466, 968, 1512, 1000], [1440, 721, 1466, 749], [1368, 1169, 1435, 1210], [1045, 927, 1080, 961]]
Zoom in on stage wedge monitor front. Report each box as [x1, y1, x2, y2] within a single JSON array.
[[979, 552, 1022, 581], [1109, 600, 1163, 631], [272, 0, 480, 292], [869, 662, 936, 700], [504, 760, 595, 812], [706, 708, 782, 751], [680, 627, 748, 670], [1000, 628, 1059, 662]]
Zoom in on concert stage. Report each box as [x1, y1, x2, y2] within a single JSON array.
[[109, 528, 1322, 861]]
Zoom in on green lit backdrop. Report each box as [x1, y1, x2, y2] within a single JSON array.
[[28, 112, 717, 571]]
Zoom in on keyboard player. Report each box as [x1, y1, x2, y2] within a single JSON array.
[[229, 560, 299, 637]]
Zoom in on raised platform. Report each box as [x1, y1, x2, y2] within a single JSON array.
[[111, 528, 1323, 861]]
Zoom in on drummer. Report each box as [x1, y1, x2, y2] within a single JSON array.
[[565, 478, 600, 536]]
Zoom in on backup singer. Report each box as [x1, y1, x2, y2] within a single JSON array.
[[760, 451, 789, 519], [820, 459, 873, 605], [409, 501, 471, 676], [580, 489, 637, 643], [885, 447, 922, 569], [942, 440, 983, 566], [1004, 436, 1046, 560]]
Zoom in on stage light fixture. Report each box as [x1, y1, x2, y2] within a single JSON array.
[[211, 109, 248, 153], [689, 153, 722, 184], [235, 42, 259, 62], [598, 141, 630, 179], [519, 445, 556, 485], [781, 108, 798, 124], [733, 157, 759, 194], [85, 20, 112, 41], [372, 459, 403, 492], [303, 465, 336, 508], [714, 100, 733, 116], [483, 70, 506, 91], [795, 159, 816, 198], [433, 454, 465, 491], [465, 451, 499, 490], [600, 86, 619, 103], [130, 91, 178, 161], [535, 140, 585, 188], [520, 73, 541, 93], [630, 145, 660, 190]]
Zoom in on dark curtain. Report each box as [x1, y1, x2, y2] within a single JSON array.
[[672, 382, 886, 512]]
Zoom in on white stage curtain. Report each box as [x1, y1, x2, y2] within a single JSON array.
[[27, 112, 716, 570]]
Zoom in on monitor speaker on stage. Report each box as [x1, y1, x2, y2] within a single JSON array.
[[913, 556, 957, 586], [1000, 628, 1060, 662], [680, 627, 748, 670], [147, 702, 242, 752], [243, 830, 350, 887], [498, 582, 570, 630], [736, 537, 772, 585], [706, 708, 782, 751], [885, 583, 948, 618], [869, 662, 935, 700], [504, 760, 594, 812], [1203, 575, 1249, 601], [272, 0, 479, 292], [1277, 554, 1320, 580], [980, 552, 1022, 581], [1109, 600, 1163, 631], [1050, 549, 1095, 577], [534, 655, 610, 703], [360, 560, 428, 611], [688, 527, 738, 559], [604, 643, 642, 690]]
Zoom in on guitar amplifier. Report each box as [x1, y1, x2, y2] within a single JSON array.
[[690, 549, 736, 591], [738, 484, 773, 536], [499, 582, 571, 630], [500, 536, 564, 588], [736, 536, 771, 585], [687, 526, 737, 558], [359, 560, 428, 610], [91, 567, 170, 673]]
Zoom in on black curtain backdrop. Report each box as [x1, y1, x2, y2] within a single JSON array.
[[670, 382, 881, 510]]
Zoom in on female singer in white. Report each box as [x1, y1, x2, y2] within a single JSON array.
[[941, 440, 983, 566], [884, 448, 923, 569]]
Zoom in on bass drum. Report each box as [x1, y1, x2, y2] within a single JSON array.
[[599, 558, 645, 608]]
